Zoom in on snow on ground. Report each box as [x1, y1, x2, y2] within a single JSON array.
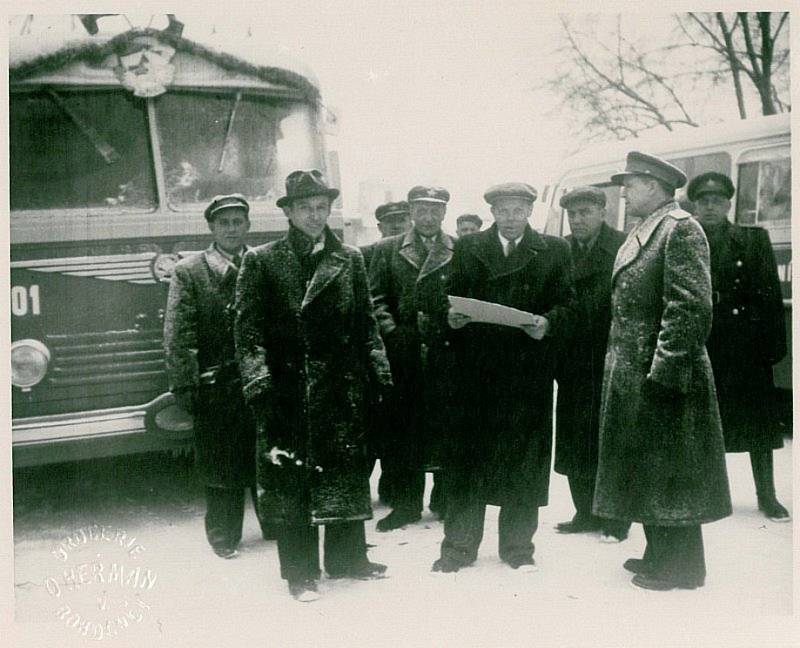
[[11, 442, 795, 648]]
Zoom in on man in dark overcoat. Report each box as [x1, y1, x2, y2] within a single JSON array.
[[234, 170, 393, 602], [687, 172, 789, 521], [594, 152, 732, 591], [433, 182, 576, 573], [553, 186, 630, 542], [360, 200, 411, 507], [164, 194, 274, 559], [369, 185, 456, 531]]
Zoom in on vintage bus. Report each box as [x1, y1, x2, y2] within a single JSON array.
[[534, 113, 792, 417], [10, 16, 344, 466]]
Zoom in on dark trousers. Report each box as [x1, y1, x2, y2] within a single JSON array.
[[642, 524, 706, 584], [388, 468, 425, 515], [276, 521, 369, 583], [569, 474, 631, 537], [441, 488, 539, 566], [205, 486, 246, 551], [750, 448, 778, 500]]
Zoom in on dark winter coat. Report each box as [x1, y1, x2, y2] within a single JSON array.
[[555, 223, 626, 478], [163, 244, 256, 488], [703, 221, 786, 452], [234, 227, 392, 526], [444, 223, 576, 506], [369, 228, 457, 470], [593, 203, 732, 526], [360, 241, 378, 271]]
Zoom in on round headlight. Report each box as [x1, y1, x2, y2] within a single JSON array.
[[151, 253, 179, 283], [11, 339, 51, 390]]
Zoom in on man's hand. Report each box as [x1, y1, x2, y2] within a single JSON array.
[[447, 308, 472, 329], [520, 315, 549, 340]]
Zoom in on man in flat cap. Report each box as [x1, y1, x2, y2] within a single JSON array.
[[361, 201, 411, 270], [369, 185, 457, 530], [433, 182, 576, 573], [456, 213, 483, 238], [359, 200, 411, 507], [687, 171, 789, 522], [164, 194, 275, 559], [595, 152, 731, 591], [235, 170, 392, 601], [553, 186, 630, 542]]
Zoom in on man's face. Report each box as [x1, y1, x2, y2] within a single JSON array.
[[566, 200, 605, 244], [378, 214, 411, 238], [410, 202, 446, 237], [621, 176, 655, 219], [693, 193, 730, 227], [491, 197, 532, 240], [285, 195, 331, 239], [456, 221, 481, 237], [209, 208, 250, 254]]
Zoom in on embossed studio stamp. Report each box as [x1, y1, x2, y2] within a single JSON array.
[[44, 525, 157, 640]]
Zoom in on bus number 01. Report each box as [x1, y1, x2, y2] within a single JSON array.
[[11, 285, 41, 316]]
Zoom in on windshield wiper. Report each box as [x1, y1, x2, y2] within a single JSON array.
[[47, 89, 120, 165], [217, 91, 242, 173]]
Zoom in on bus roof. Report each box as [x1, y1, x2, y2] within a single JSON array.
[[10, 25, 320, 100], [557, 113, 790, 180]]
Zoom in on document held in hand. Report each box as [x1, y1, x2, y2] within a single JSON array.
[[448, 295, 536, 328]]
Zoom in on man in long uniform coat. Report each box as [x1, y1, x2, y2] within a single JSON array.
[[687, 172, 789, 521], [360, 200, 411, 507], [553, 186, 629, 542], [164, 194, 274, 559], [433, 182, 576, 573], [594, 152, 732, 591], [235, 170, 393, 602], [369, 186, 456, 530]]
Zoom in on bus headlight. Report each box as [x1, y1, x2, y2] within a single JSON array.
[[11, 339, 51, 390]]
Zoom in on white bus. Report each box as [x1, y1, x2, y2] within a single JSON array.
[[535, 113, 791, 401]]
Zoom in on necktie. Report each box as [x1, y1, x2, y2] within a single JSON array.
[[422, 236, 436, 252], [232, 253, 242, 269], [506, 239, 517, 257]]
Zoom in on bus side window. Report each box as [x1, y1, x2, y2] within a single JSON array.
[[736, 147, 791, 225]]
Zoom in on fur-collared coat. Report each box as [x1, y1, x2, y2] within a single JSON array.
[[234, 227, 392, 526], [163, 244, 256, 488], [369, 228, 457, 470], [444, 224, 576, 506], [704, 222, 786, 452], [593, 203, 732, 526], [555, 223, 626, 478]]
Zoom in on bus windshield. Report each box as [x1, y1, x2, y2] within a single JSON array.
[[156, 91, 317, 209], [10, 89, 158, 211]]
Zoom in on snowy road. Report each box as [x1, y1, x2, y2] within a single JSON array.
[[11, 442, 794, 647]]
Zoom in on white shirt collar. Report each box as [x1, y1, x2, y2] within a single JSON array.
[[497, 230, 523, 254]]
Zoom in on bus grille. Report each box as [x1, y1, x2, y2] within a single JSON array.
[[46, 329, 165, 387]]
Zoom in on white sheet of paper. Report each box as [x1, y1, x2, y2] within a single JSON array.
[[448, 295, 535, 328]]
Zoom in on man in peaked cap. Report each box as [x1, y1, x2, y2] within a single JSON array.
[[235, 170, 392, 602], [687, 172, 789, 522], [165, 193, 277, 560], [456, 213, 483, 238], [369, 185, 457, 531], [594, 152, 732, 591], [553, 186, 630, 543], [360, 201, 411, 270], [433, 182, 576, 573]]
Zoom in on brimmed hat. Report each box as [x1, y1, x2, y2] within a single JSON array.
[[484, 182, 538, 205], [375, 201, 410, 221], [560, 186, 606, 210], [457, 213, 483, 227], [204, 193, 250, 221], [408, 186, 450, 204], [687, 172, 735, 202], [610, 151, 687, 190], [276, 170, 340, 208]]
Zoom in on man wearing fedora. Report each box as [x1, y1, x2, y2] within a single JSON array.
[[369, 186, 457, 530], [164, 194, 275, 559], [594, 152, 732, 591], [687, 172, 789, 522], [434, 182, 575, 573], [234, 170, 392, 602], [553, 186, 630, 543]]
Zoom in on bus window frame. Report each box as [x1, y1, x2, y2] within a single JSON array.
[[733, 143, 791, 228]]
